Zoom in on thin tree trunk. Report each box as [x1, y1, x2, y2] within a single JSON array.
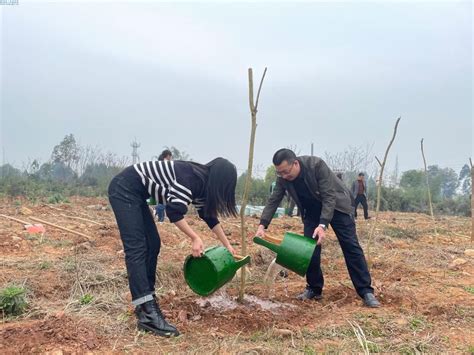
[[238, 67, 267, 302], [367, 117, 401, 267], [470, 158, 473, 244], [421, 138, 437, 238]]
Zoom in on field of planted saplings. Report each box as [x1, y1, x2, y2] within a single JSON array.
[[0, 196, 472, 353]]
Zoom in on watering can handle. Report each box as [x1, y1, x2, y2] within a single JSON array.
[[253, 236, 280, 254]]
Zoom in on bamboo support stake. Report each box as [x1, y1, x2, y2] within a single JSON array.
[[470, 158, 473, 243], [60, 214, 104, 226], [46, 204, 104, 221], [238, 67, 267, 302], [29, 217, 92, 241], [0, 214, 31, 225], [45, 204, 65, 212]]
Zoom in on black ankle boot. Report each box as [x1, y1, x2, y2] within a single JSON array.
[[296, 286, 323, 301], [135, 300, 180, 337]]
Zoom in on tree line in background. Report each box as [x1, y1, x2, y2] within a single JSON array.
[[0, 134, 471, 217], [235, 163, 471, 217], [236, 144, 471, 217], [0, 134, 188, 203]]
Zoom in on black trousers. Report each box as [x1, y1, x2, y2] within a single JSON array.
[[354, 194, 369, 219], [108, 174, 161, 305], [303, 209, 373, 298], [287, 197, 301, 217]]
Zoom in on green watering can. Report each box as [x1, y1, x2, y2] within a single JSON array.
[[183, 246, 250, 296], [253, 232, 316, 276]]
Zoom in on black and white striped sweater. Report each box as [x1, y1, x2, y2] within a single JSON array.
[[125, 160, 219, 229]]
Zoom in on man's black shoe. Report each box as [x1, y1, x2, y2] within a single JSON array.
[[296, 287, 322, 301], [135, 300, 180, 337], [362, 293, 380, 308]]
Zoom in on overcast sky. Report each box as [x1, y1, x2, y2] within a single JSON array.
[[1, 0, 472, 177]]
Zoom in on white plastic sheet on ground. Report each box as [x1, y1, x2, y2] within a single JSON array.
[[236, 205, 285, 217]]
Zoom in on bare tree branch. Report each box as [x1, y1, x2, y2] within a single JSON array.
[[254, 67, 268, 111], [367, 116, 401, 266], [421, 138, 437, 237], [375, 156, 382, 167], [323, 144, 373, 173]]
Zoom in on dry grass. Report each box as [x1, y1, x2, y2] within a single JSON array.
[[0, 200, 472, 353]]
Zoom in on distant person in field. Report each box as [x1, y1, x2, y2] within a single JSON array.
[[155, 149, 172, 223], [352, 172, 370, 220], [108, 157, 238, 337], [255, 149, 380, 308]]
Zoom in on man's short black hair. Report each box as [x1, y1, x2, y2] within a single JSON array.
[[358, 172, 365, 177], [273, 148, 296, 166]]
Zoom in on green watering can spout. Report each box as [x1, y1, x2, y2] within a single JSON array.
[[234, 255, 251, 269], [253, 236, 280, 254]]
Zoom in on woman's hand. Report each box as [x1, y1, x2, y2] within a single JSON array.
[[191, 237, 204, 257], [211, 223, 237, 256], [226, 245, 236, 256], [174, 219, 205, 257]]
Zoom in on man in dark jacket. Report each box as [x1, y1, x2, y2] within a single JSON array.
[[255, 149, 380, 307], [351, 173, 370, 220]]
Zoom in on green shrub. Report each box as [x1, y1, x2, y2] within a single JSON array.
[[38, 261, 52, 270], [0, 285, 28, 316], [80, 293, 94, 305], [464, 286, 474, 295], [47, 193, 69, 204]]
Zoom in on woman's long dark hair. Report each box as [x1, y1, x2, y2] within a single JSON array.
[[203, 158, 237, 218]]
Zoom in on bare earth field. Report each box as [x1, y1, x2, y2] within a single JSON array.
[[0, 196, 473, 353]]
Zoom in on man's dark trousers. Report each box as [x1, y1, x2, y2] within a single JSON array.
[[354, 194, 369, 219], [303, 208, 373, 298]]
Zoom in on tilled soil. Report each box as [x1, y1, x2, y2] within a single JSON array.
[[0, 196, 472, 353]]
